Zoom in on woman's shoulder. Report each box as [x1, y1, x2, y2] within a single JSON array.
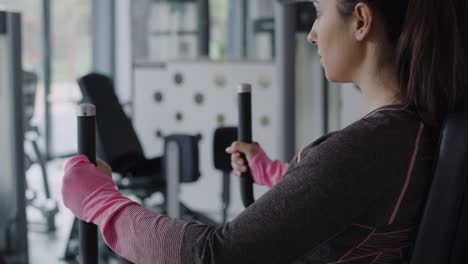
[[286, 109, 435, 180], [340, 107, 423, 141], [301, 108, 429, 160]]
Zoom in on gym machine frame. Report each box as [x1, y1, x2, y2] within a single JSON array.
[[0, 10, 29, 264]]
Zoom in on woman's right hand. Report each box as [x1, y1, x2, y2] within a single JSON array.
[[225, 141, 260, 176]]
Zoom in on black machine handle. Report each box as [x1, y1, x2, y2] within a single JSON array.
[[238, 84, 255, 207], [77, 103, 99, 264]]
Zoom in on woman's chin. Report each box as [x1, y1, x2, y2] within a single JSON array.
[[322, 69, 348, 83], [322, 69, 335, 82]]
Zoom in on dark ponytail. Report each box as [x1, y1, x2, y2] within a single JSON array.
[[338, 0, 468, 126], [397, 0, 468, 125]]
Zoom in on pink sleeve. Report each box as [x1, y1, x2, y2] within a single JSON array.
[[62, 156, 190, 264], [101, 204, 191, 264], [248, 148, 289, 188]]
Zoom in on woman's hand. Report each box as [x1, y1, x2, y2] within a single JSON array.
[[225, 142, 260, 176], [97, 159, 112, 177]]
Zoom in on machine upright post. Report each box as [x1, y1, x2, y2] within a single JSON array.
[[222, 171, 231, 223], [77, 104, 99, 264], [166, 140, 181, 219]]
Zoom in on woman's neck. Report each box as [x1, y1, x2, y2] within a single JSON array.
[[354, 61, 401, 113]]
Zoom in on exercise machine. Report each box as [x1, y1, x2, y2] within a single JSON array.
[[164, 134, 217, 225], [213, 127, 238, 223], [64, 106, 217, 262]]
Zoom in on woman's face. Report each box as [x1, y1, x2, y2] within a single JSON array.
[[308, 0, 363, 83]]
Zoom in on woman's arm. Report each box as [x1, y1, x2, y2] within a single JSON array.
[[62, 156, 189, 264], [248, 148, 289, 188], [227, 142, 289, 188]]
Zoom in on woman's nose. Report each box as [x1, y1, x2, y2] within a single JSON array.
[[307, 20, 318, 45]]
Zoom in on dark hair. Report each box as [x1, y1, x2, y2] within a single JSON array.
[[337, 0, 468, 126]]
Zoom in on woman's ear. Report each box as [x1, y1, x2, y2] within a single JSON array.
[[353, 2, 373, 41]]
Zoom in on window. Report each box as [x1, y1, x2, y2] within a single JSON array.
[[131, 0, 229, 61], [2, 0, 91, 157], [49, 0, 91, 156]]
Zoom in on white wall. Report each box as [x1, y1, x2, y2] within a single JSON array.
[[133, 60, 282, 217], [130, 61, 366, 220], [0, 1, 19, 10]]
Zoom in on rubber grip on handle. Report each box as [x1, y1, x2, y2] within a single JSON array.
[[238, 85, 255, 208]]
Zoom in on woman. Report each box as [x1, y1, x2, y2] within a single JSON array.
[[62, 0, 468, 263]]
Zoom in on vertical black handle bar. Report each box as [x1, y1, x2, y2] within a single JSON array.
[[77, 103, 99, 264], [238, 84, 255, 207]]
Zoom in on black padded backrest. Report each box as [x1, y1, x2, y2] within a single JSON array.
[[78, 73, 145, 172], [213, 127, 237, 172], [411, 112, 468, 264]]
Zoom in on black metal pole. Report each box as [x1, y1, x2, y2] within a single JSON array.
[[238, 84, 255, 208], [198, 0, 210, 57], [77, 104, 99, 264], [241, 0, 248, 58], [42, 0, 52, 160]]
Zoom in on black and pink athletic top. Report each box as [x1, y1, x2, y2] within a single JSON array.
[[74, 105, 440, 263]]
